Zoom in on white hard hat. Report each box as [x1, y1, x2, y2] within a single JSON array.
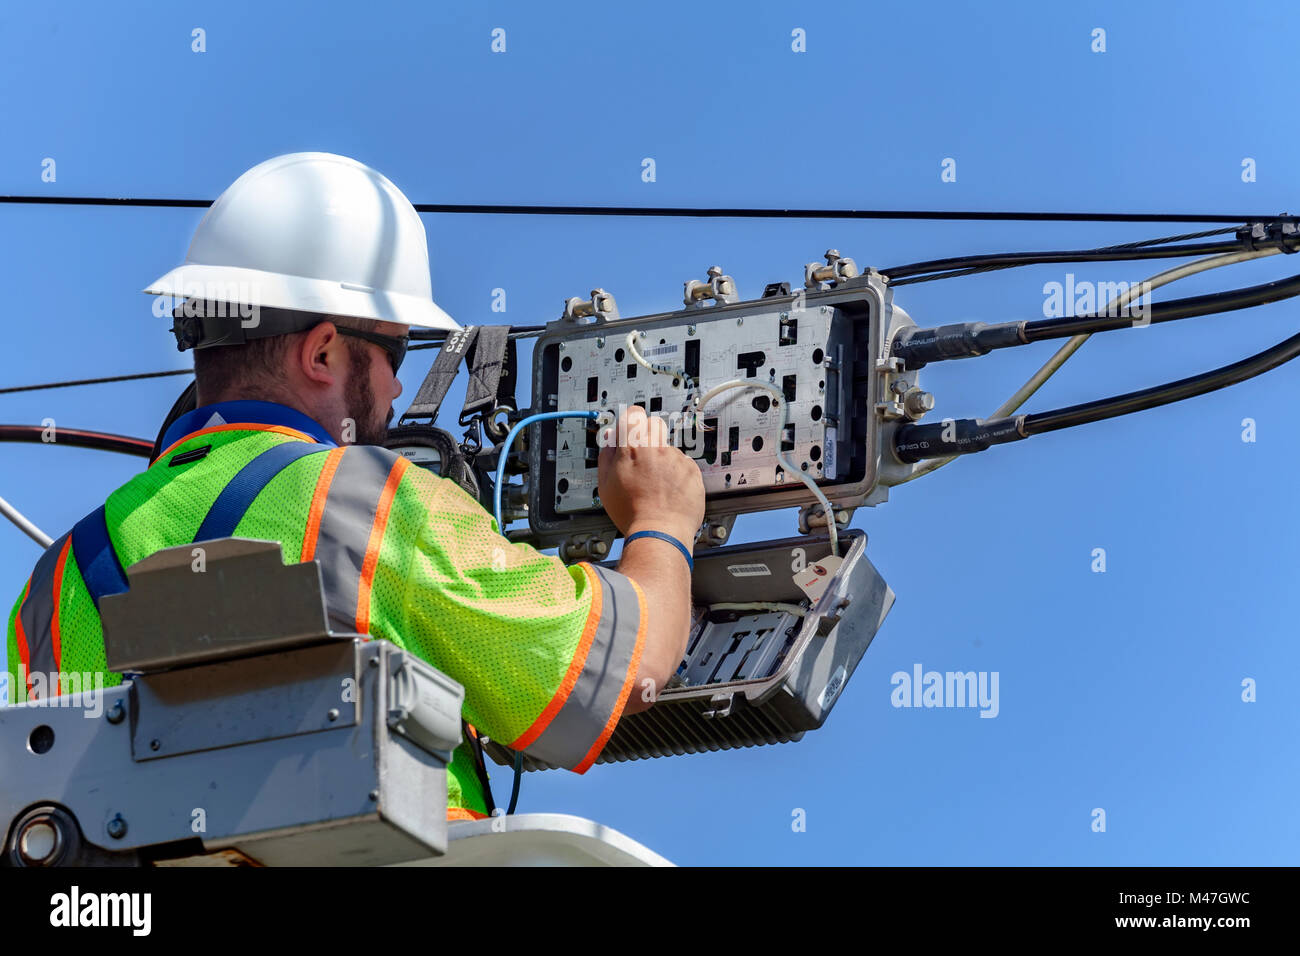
[[144, 151, 459, 332]]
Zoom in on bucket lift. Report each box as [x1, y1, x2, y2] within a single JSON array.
[[0, 539, 672, 866]]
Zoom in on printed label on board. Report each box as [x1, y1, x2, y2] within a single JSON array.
[[727, 563, 771, 577], [644, 344, 679, 358], [824, 426, 838, 480]]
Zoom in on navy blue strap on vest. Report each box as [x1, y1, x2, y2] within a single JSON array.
[[70, 505, 130, 609], [193, 441, 326, 542]]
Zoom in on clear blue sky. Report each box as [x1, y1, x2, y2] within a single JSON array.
[[2, 0, 1297, 865]]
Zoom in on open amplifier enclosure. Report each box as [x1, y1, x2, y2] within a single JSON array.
[[524, 271, 918, 552], [483, 529, 894, 771]]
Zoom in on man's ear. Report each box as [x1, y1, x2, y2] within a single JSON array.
[[296, 321, 344, 387]]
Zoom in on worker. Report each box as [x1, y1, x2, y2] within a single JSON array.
[[3, 152, 706, 822]]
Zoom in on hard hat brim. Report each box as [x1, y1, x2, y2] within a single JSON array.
[[144, 264, 460, 331]]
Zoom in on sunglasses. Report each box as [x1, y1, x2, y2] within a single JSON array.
[[334, 326, 409, 374]]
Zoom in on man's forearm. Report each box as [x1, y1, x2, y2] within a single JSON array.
[[616, 535, 693, 715]]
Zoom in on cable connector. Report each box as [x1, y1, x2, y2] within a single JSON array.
[[1237, 220, 1300, 254], [894, 416, 1027, 463], [890, 321, 1026, 369]]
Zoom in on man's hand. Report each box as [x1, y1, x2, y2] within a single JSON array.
[[597, 406, 705, 716], [597, 405, 705, 544]]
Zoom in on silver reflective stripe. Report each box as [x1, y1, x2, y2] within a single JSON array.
[[17, 532, 72, 694], [311, 445, 397, 634], [523, 564, 643, 769]]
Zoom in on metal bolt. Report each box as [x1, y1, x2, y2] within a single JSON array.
[[687, 325, 696, 335], [105, 700, 125, 724], [736, 317, 744, 326], [596, 337, 605, 348], [904, 389, 935, 417], [591, 540, 609, 557], [779, 311, 789, 320], [368, 790, 379, 801], [149, 739, 160, 751], [710, 525, 728, 542], [707, 265, 723, 278], [327, 708, 340, 722], [825, 249, 840, 261], [558, 341, 566, 351], [106, 814, 127, 840]]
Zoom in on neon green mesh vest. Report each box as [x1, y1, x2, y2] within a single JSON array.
[[5, 401, 647, 821]]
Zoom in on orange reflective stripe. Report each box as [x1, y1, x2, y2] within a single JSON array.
[[354, 456, 410, 635], [50, 537, 71, 672], [156, 424, 318, 463], [510, 562, 602, 753], [300, 447, 347, 561], [14, 579, 31, 693], [574, 577, 647, 774], [447, 807, 489, 822]]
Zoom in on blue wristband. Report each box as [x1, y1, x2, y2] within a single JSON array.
[[624, 530, 694, 572]]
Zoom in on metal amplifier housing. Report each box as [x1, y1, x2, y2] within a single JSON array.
[[484, 529, 894, 771], [526, 271, 918, 551]]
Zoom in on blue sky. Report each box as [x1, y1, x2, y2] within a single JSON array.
[[2, 0, 1297, 865]]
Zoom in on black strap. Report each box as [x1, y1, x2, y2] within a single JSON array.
[[150, 381, 198, 464], [399, 326, 479, 425], [459, 326, 516, 426], [465, 719, 497, 816]]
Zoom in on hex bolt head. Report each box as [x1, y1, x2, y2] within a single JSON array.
[[327, 708, 340, 722], [710, 525, 729, 542], [105, 700, 125, 724], [149, 739, 160, 751], [596, 337, 605, 348], [368, 790, 379, 802], [904, 389, 935, 417], [707, 265, 723, 278], [106, 814, 127, 840]]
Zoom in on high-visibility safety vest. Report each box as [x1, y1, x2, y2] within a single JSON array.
[[4, 400, 647, 821]]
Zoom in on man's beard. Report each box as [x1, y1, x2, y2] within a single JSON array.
[[344, 343, 393, 445]]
